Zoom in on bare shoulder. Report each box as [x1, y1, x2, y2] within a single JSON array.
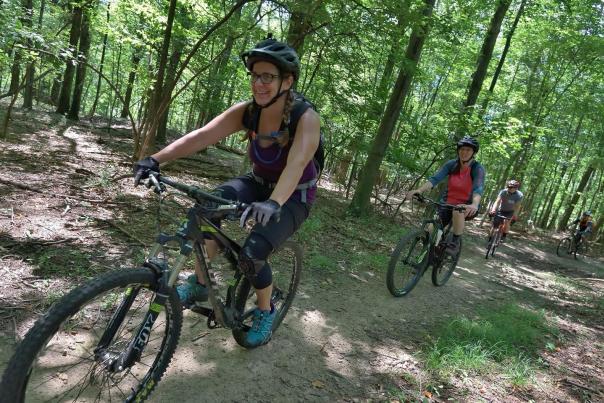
[[298, 107, 321, 131]]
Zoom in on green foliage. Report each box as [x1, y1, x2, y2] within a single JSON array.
[[36, 248, 95, 278], [424, 303, 557, 382]]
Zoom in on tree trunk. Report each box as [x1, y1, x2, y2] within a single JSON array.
[[56, 5, 83, 114], [136, 0, 177, 156], [481, 0, 526, 111], [136, 0, 251, 159], [156, 45, 183, 144], [8, 47, 21, 96], [120, 50, 140, 118], [89, 3, 110, 117], [68, 4, 93, 120], [200, 5, 242, 126], [349, 0, 436, 216], [21, 0, 35, 109], [286, 0, 314, 59], [557, 165, 595, 230], [464, 0, 512, 108]]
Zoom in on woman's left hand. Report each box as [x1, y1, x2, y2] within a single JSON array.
[[240, 199, 281, 227], [462, 204, 478, 217]]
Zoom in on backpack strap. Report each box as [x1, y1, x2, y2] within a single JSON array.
[[288, 98, 312, 139]]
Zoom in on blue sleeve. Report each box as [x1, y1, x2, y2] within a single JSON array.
[[471, 162, 486, 196], [585, 221, 593, 233], [428, 160, 456, 187]]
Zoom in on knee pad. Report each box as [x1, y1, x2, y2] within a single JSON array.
[[238, 233, 273, 287]]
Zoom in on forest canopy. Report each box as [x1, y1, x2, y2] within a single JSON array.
[[1, 0, 603, 241]]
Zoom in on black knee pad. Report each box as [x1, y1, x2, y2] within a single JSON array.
[[238, 233, 273, 288]]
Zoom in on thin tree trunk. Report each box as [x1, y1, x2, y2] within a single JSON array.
[[56, 5, 83, 114], [464, 0, 512, 108], [68, 4, 93, 120], [120, 50, 140, 118], [557, 165, 595, 230], [481, 0, 526, 111], [89, 3, 110, 117], [349, 0, 436, 215], [22, 0, 35, 108]]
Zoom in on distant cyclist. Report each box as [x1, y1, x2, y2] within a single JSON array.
[[407, 136, 486, 255], [570, 211, 593, 246], [489, 179, 523, 243]]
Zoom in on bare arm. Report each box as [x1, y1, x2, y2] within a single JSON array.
[[151, 101, 248, 163], [491, 195, 502, 213], [269, 109, 321, 205]]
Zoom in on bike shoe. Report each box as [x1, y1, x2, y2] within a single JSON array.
[[246, 306, 276, 347], [177, 274, 209, 307], [445, 237, 461, 256]]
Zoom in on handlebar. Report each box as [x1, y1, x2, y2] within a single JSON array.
[[412, 193, 466, 212], [147, 173, 249, 216]]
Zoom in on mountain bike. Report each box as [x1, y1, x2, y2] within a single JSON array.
[[485, 214, 511, 259], [0, 173, 302, 402], [556, 230, 583, 259], [387, 194, 465, 297]]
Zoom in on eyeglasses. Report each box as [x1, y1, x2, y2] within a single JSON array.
[[248, 72, 281, 84]]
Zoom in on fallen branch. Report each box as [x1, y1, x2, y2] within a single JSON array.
[[561, 378, 602, 395], [94, 217, 146, 245]]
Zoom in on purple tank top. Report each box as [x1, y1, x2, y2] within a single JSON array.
[[249, 140, 317, 204]]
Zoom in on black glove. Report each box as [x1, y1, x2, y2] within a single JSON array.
[[133, 156, 160, 185], [240, 199, 281, 227]]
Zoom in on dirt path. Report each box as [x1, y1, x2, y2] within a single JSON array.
[[1, 111, 603, 402]]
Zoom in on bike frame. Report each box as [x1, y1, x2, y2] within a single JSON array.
[[413, 194, 464, 270], [96, 175, 249, 371]]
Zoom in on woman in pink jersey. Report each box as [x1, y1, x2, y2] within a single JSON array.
[[407, 136, 485, 255], [134, 36, 321, 347]]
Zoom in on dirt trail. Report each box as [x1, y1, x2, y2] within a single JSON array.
[[0, 111, 603, 402]]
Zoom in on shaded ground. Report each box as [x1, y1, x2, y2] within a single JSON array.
[[0, 107, 603, 402]]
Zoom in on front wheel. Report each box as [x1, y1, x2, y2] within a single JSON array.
[[0, 268, 183, 403], [387, 229, 430, 297], [232, 241, 302, 348], [557, 238, 571, 257], [431, 237, 462, 286]]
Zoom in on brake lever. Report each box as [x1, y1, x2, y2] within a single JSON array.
[[148, 174, 166, 194]]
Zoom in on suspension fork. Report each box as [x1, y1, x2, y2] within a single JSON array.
[[95, 243, 192, 371]]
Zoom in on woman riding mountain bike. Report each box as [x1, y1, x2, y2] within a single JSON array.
[[134, 34, 321, 348], [489, 179, 523, 244], [407, 136, 486, 255]]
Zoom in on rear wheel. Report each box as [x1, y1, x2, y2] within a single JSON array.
[[0, 268, 182, 403], [557, 238, 571, 257], [387, 229, 430, 297], [232, 241, 302, 348], [431, 237, 461, 286]]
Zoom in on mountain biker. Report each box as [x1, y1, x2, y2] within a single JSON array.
[[489, 179, 523, 243], [570, 211, 593, 246], [133, 35, 321, 347], [407, 136, 485, 255]]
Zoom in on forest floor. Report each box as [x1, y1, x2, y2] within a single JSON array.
[[0, 106, 603, 402]]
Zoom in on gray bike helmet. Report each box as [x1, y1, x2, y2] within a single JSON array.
[[457, 136, 480, 153], [241, 35, 300, 80], [583, 210, 592, 216]]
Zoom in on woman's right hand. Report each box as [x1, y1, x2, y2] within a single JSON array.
[[133, 156, 160, 185]]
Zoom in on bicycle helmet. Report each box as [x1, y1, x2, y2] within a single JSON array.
[[456, 136, 479, 153], [583, 210, 592, 216], [241, 35, 300, 80], [507, 179, 520, 188]]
